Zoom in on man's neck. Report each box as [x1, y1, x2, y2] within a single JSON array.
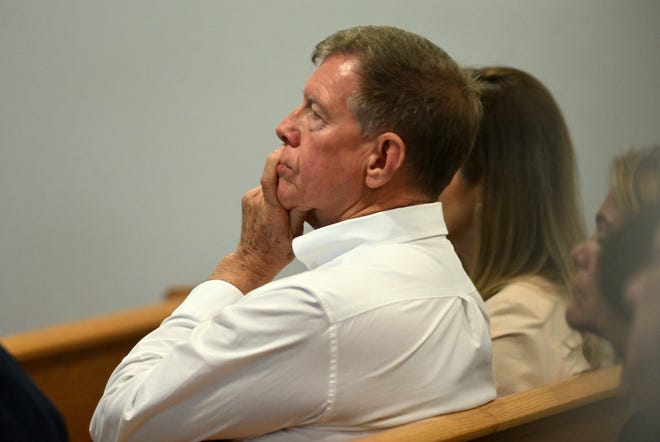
[[307, 190, 431, 230]]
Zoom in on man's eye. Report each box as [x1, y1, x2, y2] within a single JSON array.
[[595, 215, 608, 240], [595, 221, 612, 243]]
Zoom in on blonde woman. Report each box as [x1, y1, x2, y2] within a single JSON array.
[[439, 66, 590, 396]]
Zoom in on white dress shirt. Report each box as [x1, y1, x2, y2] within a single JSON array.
[[90, 202, 495, 442], [486, 275, 591, 396]]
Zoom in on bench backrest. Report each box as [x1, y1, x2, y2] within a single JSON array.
[[355, 365, 631, 442]]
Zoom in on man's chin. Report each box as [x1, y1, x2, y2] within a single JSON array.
[[276, 187, 294, 210], [565, 306, 588, 332]]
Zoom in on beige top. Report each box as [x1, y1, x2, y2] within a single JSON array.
[[485, 275, 591, 396]]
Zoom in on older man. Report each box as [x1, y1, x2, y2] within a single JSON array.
[[91, 26, 495, 441]]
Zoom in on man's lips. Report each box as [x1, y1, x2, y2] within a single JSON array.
[[571, 279, 587, 306], [276, 162, 294, 175]]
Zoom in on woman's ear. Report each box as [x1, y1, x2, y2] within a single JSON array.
[[365, 132, 406, 189]]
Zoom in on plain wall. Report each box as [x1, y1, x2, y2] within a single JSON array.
[[2, 0, 659, 335]]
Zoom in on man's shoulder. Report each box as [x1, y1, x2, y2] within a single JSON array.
[[268, 240, 480, 324]]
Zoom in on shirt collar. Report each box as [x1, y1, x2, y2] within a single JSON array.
[[293, 202, 448, 270]]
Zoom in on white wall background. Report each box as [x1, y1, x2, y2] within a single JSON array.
[[1, 0, 659, 335]]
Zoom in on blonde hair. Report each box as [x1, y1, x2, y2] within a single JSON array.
[[610, 145, 660, 217], [463, 67, 585, 300]]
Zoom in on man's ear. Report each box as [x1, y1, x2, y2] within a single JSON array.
[[365, 132, 406, 189]]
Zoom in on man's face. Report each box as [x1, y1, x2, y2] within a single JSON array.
[[565, 190, 629, 352], [274, 55, 375, 228]]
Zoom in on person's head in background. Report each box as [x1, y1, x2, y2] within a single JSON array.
[[566, 145, 660, 354], [439, 66, 584, 300], [591, 208, 660, 440]]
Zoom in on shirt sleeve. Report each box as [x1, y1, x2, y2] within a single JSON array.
[[90, 279, 332, 442]]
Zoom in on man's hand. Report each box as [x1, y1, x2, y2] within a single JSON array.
[[209, 147, 307, 293]]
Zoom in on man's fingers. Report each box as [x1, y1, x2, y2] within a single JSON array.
[[242, 185, 261, 201], [255, 146, 307, 236], [260, 147, 282, 205]]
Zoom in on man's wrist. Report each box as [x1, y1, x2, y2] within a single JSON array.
[[209, 251, 276, 294]]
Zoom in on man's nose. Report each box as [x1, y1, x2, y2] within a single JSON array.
[[275, 110, 301, 147], [571, 241, 588, 269]]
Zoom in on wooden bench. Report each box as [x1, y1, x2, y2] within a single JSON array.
[[0, 298, 183, 442], [355, 365, 631, 442]]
